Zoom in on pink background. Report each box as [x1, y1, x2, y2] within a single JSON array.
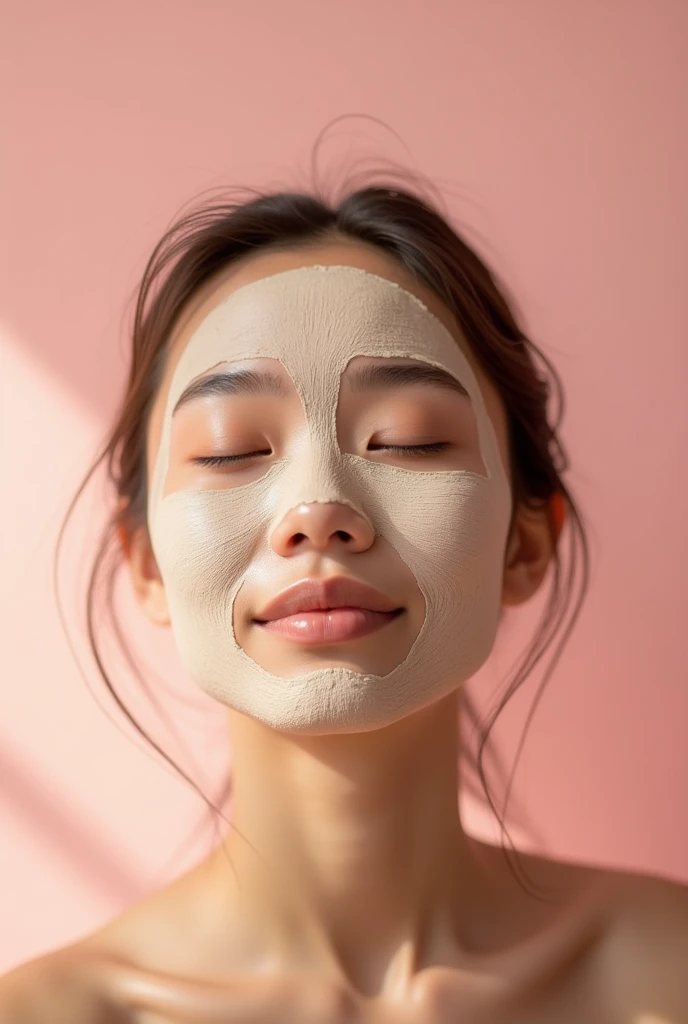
[[1, 0, 686, 973]]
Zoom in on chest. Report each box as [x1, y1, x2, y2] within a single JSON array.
[[120, 954, 611, 1024]]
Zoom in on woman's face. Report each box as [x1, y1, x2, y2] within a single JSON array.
[[140, 237, 520, 733]]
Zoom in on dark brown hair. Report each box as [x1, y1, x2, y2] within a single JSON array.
[[55, 159, 589, 902]]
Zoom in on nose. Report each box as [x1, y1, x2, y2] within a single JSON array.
[[270, 502, 375, 556]]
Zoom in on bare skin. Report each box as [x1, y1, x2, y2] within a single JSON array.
[[2, 237, 687, 1021]]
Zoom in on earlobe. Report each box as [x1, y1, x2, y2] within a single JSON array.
[[119, 520, 171, 627], [140, 584, 171, 627], [501, 503, 555, 608]]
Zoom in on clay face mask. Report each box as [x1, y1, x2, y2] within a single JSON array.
[[147, 266, 512, 734]]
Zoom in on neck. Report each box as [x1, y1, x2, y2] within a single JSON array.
[[213, 691, 493, 995]]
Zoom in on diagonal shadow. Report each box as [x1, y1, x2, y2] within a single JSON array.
[[0, 737, 151, 908]]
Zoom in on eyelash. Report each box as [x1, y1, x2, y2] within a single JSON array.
[[194, 442, 451, 467]]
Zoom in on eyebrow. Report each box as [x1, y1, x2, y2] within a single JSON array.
[[345, 362, 469, 398], [172, 368, 289, 415], [172, 361, 469, 415]]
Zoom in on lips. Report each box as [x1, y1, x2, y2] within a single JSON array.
[[253, 576, 401, 623]]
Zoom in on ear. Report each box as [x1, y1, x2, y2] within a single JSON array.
[[501, 499, 557, 608], [118, 519, 170, 627]]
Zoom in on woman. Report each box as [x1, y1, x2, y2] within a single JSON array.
[[1, 180, 686, 1021]]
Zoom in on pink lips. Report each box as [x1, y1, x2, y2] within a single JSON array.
[[253, 576, 403, 645]]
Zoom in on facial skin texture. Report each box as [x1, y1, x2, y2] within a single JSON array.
[[145, 261, 513, 735]]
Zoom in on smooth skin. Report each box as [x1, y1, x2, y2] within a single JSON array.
[[2, 236, 687, 1022]]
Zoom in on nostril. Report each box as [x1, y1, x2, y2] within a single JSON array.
[[289, 533, 307, 546]]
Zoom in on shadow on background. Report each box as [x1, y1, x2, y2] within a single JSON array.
[[0, 738, 149, 908]]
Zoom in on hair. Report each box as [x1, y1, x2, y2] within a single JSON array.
[[54, 154, 589, 903]]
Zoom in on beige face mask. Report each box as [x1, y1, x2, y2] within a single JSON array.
[[148, 266, 512, 734]]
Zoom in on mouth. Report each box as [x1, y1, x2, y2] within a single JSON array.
[[252, 575, 405, 646], [253, 606, 404, 645]]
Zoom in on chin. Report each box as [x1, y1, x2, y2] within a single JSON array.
[[248, 637, 410, 680]]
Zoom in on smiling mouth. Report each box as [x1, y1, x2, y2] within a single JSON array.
[[253, 607, 404, 645]]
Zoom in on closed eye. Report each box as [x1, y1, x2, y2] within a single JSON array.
[[193, 442, 452, 468], [193, 450, 272, 467], [367, 442, 451, 455]]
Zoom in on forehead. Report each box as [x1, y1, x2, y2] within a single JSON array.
[[146, 244, 507, 462], [159, 244, 490, 391]]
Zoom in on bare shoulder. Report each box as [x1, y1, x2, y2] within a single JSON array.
[[600, 870, 688, 1019], [0, 946, 130, 1023], [489, 844, 688, 1016]]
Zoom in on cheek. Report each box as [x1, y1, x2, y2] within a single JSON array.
[[151, 469, 280, 604]]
